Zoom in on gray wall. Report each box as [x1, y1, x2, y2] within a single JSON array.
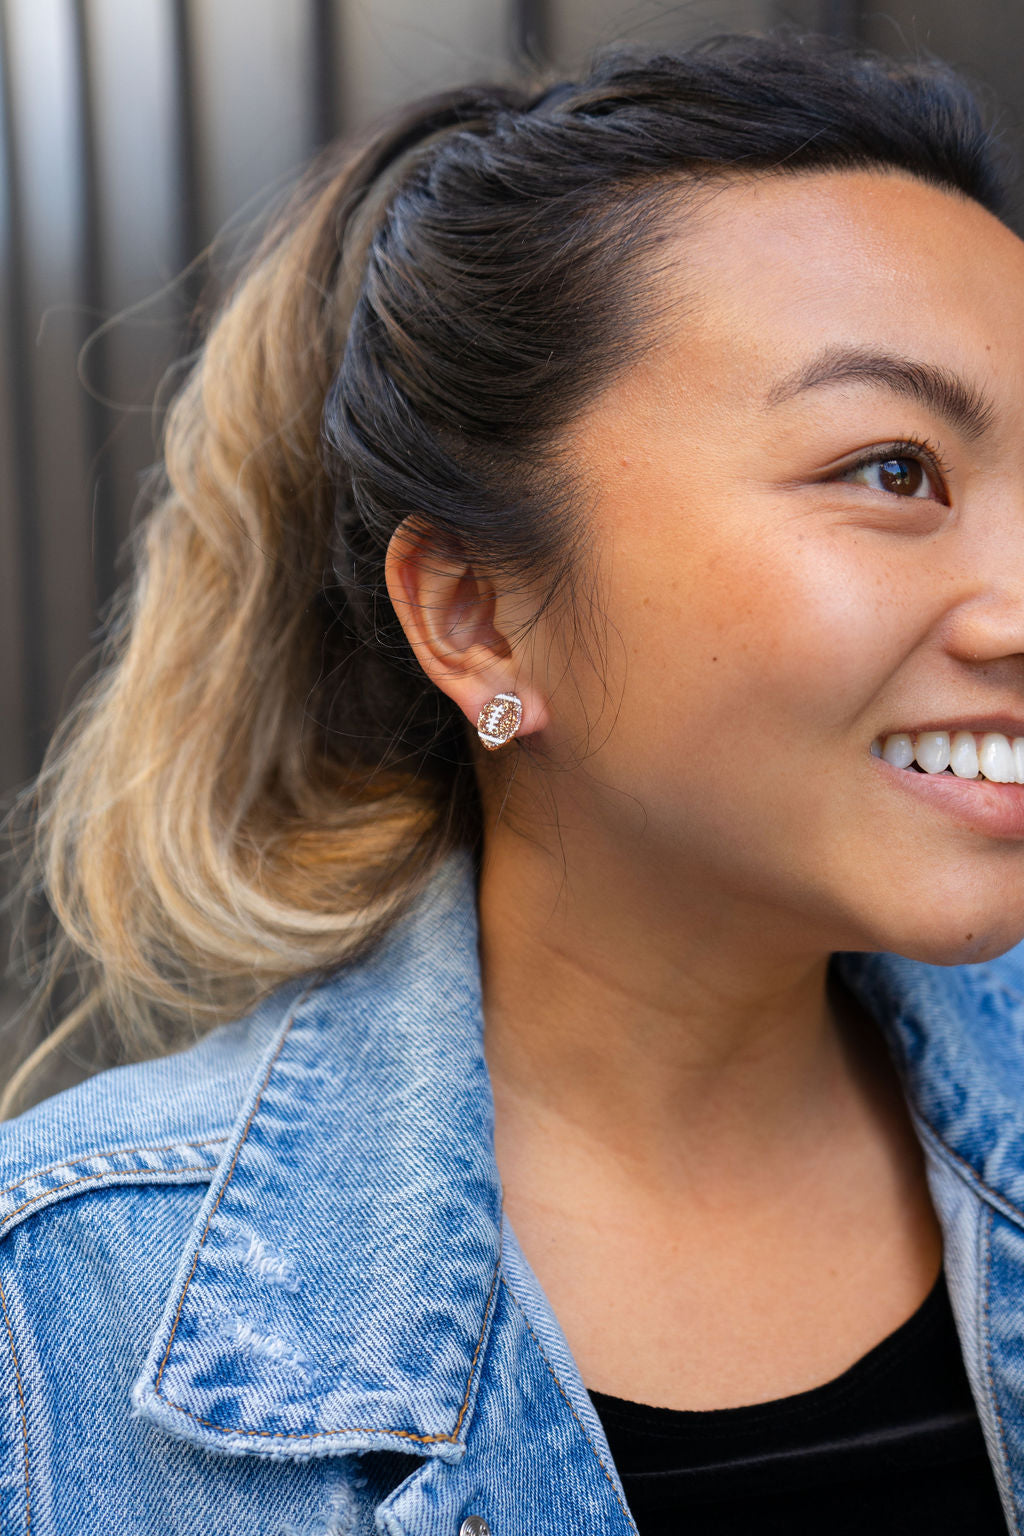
[[0, 0, 1021, 1088]]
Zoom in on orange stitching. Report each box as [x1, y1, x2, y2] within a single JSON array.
[[500, 1275, 637, 1533], [157, 1393, 463, 1443], [916, 1113, 1024, 1226], [982, 1207, 1021, 1536], [451, 1248, 500, 1439], [0, 1273, 30, 1532], [0, 1137, 227, 1200], [153, 1249, 503, 1444], [0, 1165, 216, 1236]]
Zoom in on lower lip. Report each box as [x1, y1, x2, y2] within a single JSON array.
[[874, 757, 1024, 839]]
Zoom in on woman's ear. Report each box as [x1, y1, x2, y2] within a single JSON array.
[[384, 520, 549, 740]]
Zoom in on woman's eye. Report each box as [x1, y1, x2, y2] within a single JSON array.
[[839, 452, 940, 500]]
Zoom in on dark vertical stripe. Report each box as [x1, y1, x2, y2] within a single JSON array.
[[820, 0, 860, 39], [510, 0, 549, 67], [70, 0, 117, 615], [170, 0, 203, 329], [310, 0, 339, 149], [0, 0, 45, 767]]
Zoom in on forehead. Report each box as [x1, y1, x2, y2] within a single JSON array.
[[627, 169, 1024, 418]]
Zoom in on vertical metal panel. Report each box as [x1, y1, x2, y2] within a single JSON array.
[[510, 0, 549, 65], [310, 0, 342, 147], [79, 0, 182, 580], [3, 0, 95, 759], [0, 2, 33, 790], [334, 0, 511, 131], [170, 0, 201, 288], [185, 0, 318, 243], [68, 0, 116, 610]]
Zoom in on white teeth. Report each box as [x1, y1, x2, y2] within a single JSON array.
[[881, 733, 914, 768], [1015, 738, 1024, 785], [979, 732, 1016, 783], [915, 731, 951, 774], [950, 731, 980, 779], [876, 728, 1024, 782]]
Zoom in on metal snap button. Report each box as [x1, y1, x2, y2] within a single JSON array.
[[460, 1519, 492, 1536]]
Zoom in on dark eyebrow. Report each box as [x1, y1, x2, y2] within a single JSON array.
[[765, 346, 996, 442]]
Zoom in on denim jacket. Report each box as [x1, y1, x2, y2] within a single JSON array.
[[4, 852, 1024, 1535]]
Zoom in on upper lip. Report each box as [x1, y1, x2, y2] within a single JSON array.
[[880, 717, 1024, 738]]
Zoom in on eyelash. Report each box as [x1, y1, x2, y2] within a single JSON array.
[[838, 435, 952, 501]]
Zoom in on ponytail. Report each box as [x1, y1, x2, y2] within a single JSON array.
[[4, 94, 517, 1112]]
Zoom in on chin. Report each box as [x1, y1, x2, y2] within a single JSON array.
[[869, 917, 1024, 969]]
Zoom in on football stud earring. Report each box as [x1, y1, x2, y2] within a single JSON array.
[[476, 692, 523, 751]]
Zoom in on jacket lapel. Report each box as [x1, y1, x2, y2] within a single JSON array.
[[133, 856, 501, 1465], [840, 944, 1024, 1532]]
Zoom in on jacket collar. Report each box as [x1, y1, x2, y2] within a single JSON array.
[[837, 945, 1024, 1221], [133, 852, 501, 1463], [133, 846, 1024, 1465], [837, 946, 1024, 1534]]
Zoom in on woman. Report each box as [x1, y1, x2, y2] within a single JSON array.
[[1, 29, 1022, 1534]]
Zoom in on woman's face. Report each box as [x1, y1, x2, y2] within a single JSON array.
[[546, 169, 1024, 965]]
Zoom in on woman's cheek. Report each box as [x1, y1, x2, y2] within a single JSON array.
[[617, 527, 905, 746]]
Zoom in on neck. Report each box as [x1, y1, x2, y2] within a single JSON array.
[[478, 823, 863, 1186], [475, 819, 942, 1409]]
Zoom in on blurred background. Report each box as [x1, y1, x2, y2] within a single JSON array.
[[1, 0, 1022, 1090]]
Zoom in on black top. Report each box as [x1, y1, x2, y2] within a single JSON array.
[[588, 1273, 1007, 1534]]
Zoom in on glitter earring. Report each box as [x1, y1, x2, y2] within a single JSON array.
[[476, 692, 523, 751]]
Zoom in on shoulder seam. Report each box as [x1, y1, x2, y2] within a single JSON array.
[[0, 1138, 225, 1239], [0, 1136, 228, 1200]]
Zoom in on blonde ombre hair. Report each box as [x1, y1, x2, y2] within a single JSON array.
[[5, 39, 1004, 1115], [2, 110, 482, 1114]]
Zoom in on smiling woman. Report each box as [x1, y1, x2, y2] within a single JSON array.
[[550, 168, 1024, 953], [2, 30, 1023, 1536]]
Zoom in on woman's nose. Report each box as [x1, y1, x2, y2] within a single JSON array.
[[943, 563, 1024, 668]]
